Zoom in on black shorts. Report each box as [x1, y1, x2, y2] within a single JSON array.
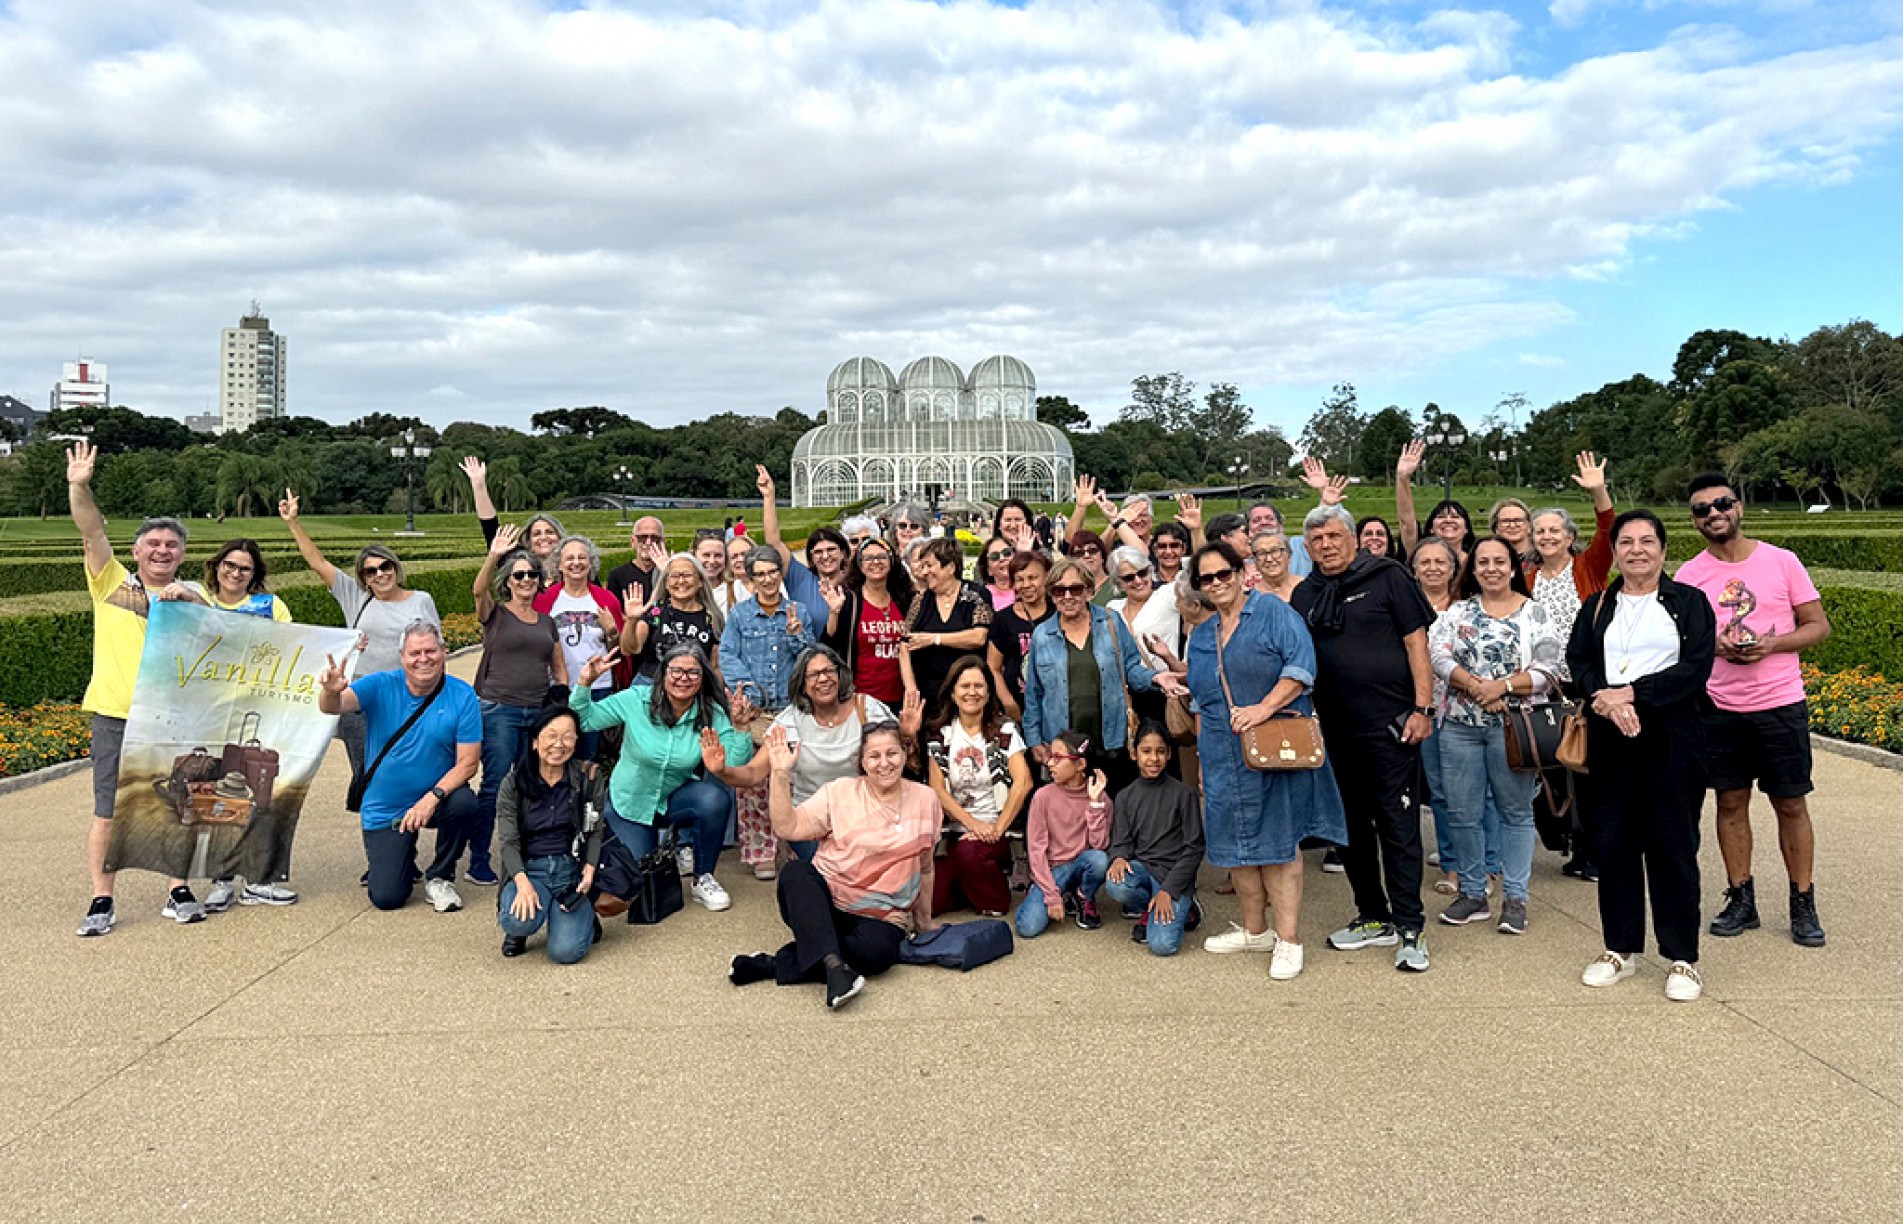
[[1705, 701, 1814, 799], [91, 714, 127, 819]]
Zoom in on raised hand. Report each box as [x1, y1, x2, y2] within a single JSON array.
[[765, 724, 800, 773], [729, 686, 757, 727], [821, 581, 847, 615], [1086, 769, 1108, 802], [784, 601, 803, 638], [489, 522, 522, 558], [277, 488, 300, 521], [65, 439, 97, 485], [1143, 632, 1183, 671], [623, 585, 653, 621], [638, 537, 668, 568], [698, 726, 729, 773], [578, 649, 622, 688], [1074, 473, 1098, 505], [1301, 456, 1331, 494], [318, 652, 349, 695], [1396, 439, 1425, 480], [1174, 492, 1202, 532], [459, 455, 487, 485], [898, 688, 925, 738], [755, 463, 775, 499], [1571, 451, 1608, 491]]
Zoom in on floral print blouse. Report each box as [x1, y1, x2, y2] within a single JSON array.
[[1428, 596, 1565, 728]]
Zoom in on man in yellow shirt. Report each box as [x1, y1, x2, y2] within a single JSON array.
[[69, 440, 208, 936]]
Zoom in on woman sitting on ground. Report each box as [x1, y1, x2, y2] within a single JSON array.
[[924, 657, 1032, 917], [495, 705, 609, 964], [729, 722, 941, 1010], [1104, 721, 1205, 956], [1015, 731, 1113, 938]]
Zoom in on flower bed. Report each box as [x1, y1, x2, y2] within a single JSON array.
[[0, 703, 95, 778], [1804, 664, 1903, 755]]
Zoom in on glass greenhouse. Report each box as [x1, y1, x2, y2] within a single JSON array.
[[790, 354, 1075, 507]]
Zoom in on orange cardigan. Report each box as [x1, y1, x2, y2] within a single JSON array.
[[1524, 505, 1615, 598]]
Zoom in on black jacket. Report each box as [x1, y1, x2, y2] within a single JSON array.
[[1565, 575, 1716, 713], [495, 761, 609, 880]]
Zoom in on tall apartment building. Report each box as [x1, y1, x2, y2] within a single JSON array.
[[218, 306, 287, 433], [49, 360, 109, 413]]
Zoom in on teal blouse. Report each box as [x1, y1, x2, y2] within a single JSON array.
[[569, 685, 755, 824]]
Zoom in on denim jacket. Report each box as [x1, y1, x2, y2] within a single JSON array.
[[718, 596, 815, 710], [1021, 605, 1158, 750]]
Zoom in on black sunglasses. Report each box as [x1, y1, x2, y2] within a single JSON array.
[[1691, 495, 1739, 518], [1194, 566, 1239, 588], [362, 560, 396, 577], [507, 570, 539, 582]]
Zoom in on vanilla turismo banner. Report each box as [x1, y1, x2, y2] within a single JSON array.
[[107, 602, 361, 881]]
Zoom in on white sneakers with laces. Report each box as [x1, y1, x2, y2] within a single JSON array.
[[691, 874, 732, 912], [1269, 940, 1304, 981], [424, 877, 463, 913], [1202, 923, 1276, 954]]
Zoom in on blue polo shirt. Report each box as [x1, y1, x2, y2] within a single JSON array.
[[352, 669, 482, 831]]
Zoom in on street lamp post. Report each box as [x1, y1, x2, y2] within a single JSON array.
[[613, 465, 633, 526], [1490, 447, 1509, 486], [389, 429, 433, 535], [1426, 422, 1467, 504], [1228, 456, 1248, 509]]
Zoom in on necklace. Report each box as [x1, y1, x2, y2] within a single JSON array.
[[1614, 591, 1658, 674], [866, 780, 904, 823]]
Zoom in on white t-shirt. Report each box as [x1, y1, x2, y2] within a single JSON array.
[[1110, 594, 1182, 671], [1607, 591, 1679, 685], [939, 721, 1026, 821], [771, 696, 895, 806], [548, 589, 611, 692]]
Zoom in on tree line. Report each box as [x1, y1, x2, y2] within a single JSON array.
[[2, 315, 1894, 519]]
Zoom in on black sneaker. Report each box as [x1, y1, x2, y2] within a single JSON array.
[[1184, 900, 1204, 933], [1789, 882, 1826, 948], [729, 951, 776, 986], [1321, 848, 1346, 874], [1560, 856, 1598, 882], [1076, 893, 1102, 931], [1710, 877, 1760, 937], [1131, 919, 1148, 944], [824, 963, 866, 1010], [501, 935, 527, 958]]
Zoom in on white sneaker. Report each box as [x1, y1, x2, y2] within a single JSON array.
[[1202, 922, 1276, 954], [676, 842, 695, 876], [691, 874, 731, 912], [1580, 950, 1635, 988], [1665, 961, 1703, 1002], [240, 882, 299, 906], [205, 879, 238, 913], [1269, 940, 1305, 981], [424, 877, 463, 914]]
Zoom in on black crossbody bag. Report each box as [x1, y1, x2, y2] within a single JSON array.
[[345, 679, 445, 813]]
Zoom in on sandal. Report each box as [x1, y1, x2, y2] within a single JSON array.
[[1215, 873, 1236, 896], [1434, 874, 1459, 896]]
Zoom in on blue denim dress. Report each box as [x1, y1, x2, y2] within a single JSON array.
[[1186, 592, 1349, 867]]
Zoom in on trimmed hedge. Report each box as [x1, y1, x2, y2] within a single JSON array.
[[0, 565, 482, 708], [1807, 584, 1903, 681]]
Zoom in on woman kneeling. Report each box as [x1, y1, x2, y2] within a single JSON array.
[[495, 705, 608, 963], [729, 723, 940, 1010]]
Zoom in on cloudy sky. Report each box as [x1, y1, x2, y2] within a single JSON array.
[[2, 0, 1900, 438]]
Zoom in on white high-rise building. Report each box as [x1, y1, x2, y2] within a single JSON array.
[[218, 305, 287, 433], [50, 360, 109, 413]]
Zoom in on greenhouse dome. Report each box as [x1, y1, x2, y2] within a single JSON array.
[[791, 354, 1073, 507]]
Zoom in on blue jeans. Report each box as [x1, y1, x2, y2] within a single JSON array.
[[1015, 849, 1110, 938], [498, 855, 595, 964], [1424, 731, 1503, 880], [603, 779, 732, 876], [475, 700, 541, 873], [1102, 861, 1194, 956], [1439, 721, 1537, 902]]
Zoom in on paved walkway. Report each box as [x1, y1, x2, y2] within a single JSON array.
[[5, 654, 1900, 1220]]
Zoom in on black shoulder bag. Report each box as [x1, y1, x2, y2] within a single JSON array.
[[345, 678, 445, 813]]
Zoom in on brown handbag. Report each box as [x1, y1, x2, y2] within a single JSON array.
[[1556, 708, 1590, 773], [1217, 627, 1324, 771]]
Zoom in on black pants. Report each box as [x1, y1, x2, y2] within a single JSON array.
[[1586, 708, 1706, 963], [1331, 727, 1426, 932], [772, 858, 905, 985], [361, 786, 476, 911]]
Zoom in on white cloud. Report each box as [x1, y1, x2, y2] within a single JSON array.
[[1519, 353, 1568, 368], [0, 0, 1898, 432]]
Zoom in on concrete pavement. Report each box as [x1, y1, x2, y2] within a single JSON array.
[[4, 653, 1899, 1221]]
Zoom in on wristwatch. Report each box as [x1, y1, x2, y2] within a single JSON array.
[[1413, 706, 1434, 717], [429, 786, 447, 802]]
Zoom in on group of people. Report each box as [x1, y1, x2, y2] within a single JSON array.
[[68, 438, 1832, 1011]]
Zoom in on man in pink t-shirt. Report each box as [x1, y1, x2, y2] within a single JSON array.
[[1677, 475, 1831, 949]]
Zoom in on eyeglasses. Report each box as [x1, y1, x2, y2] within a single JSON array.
[[634, 533, 665, 544], [860, 552, 890, 565], [664, 666, 703, 679], [1691, 495, 1739, 518], [362, 561, 396, 577], [219, 560, 254, 574], [507, 571, 539, 582], [539, 732, 578, 747], [1047, 753, 1085, 763], [806, 666, 839, 680], [1050, 583, 1089, 598], [750, 567, 782, 579], [1194, 567, 1239, 588], [1255, 547, 1289, 561]]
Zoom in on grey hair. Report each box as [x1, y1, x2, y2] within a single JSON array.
[[1303, 504, 1356, 534], [744, 545, 783, 577], [1532, 507, 1582, 555], [841, 514, 878, 540], [1108, 545, 1153, 582], [1121, 493, 1152, 514], [544, 534, 601, 583], [134, 516, 188, 547], [892, 503, 929, 530], [354, 544, 404, 586], [401, 620, 445, 651], [787, 643, 855, 713], [490, 548, 541, 601], [522, 513, 567, 545], [1173, 572, 1212, 612], [659, 551, 723, 637], [1250, 529, 1289, 552]]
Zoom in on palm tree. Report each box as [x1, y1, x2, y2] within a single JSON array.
[[215, 453, 284, 517], [425, 450, 467, 512], [488, 457, 534, 512]]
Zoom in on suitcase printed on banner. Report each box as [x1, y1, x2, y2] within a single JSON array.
[[151, 748, 253, 826], [220, 711, 280, 812]]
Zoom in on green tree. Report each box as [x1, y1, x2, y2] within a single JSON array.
[[44, 405, 197, 453], [1300, 383, 1364, 471], [1357, 407, 1415, 482], [1676, 359, 1795, 468], [1186, 383, 1254, 476], [486, 457, 535, 511], [344, 413, 427, 441], [1669, 329, 1780, 400], [1121, 373, 1197, 434], [1035, 395, 1091, 432], [214, 453, 285, 517], [1782, 319, 1903, 422], [530, 406, 631, 437], [5, 442, 70, 518]]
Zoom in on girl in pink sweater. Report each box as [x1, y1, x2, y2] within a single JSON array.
[[1014, 731, 1114, 937]]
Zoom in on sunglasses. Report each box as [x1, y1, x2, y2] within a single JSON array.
[[634, 533, 665, 544], [1050, 583, 1090, 597], [988, 547, 1015, 560], [507, 570, 539, 582], [362, 560, 396, 577], [1691, 495, 1739, 519], [1194, 566, 1239, 588], [1076, 546, 1102, 557], [1116, 571, 1151, 584]]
